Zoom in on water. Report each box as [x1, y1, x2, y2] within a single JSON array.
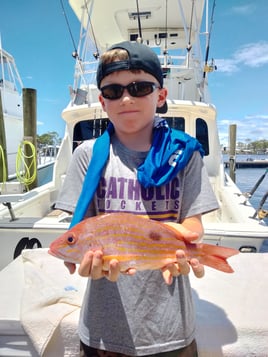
[[223, 154, 268, 214], [37, 163, 54, 186], [233, 170, 267, 208], [225, 159, 268, 252]]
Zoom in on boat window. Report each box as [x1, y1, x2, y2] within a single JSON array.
[[165, 117, 185, 132], [73, 119, 109, 151], [196, 118, 209, 156]]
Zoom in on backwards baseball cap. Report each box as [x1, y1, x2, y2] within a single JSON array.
[[96, 41, 167, 114]]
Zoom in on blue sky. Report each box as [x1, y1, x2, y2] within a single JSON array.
[[1, 1, 268, 146], [1, 1, 80, 139], [209, 0, 268, 146]]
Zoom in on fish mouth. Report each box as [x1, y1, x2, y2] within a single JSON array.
[[48, 248, 76, 264], [48, 247, 63, 259], [48, 248, 57, 257]]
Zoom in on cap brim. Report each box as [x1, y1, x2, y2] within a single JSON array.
[[156, 101, 168, 114]]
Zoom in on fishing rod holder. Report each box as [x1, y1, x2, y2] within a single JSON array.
[[2, 201, 17, 221], [0, 189, 38, 221]]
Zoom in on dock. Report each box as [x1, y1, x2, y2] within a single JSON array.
[[224, 160, 268, 168]]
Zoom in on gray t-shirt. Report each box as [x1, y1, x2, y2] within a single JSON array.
[[56, 134, 219, 355]]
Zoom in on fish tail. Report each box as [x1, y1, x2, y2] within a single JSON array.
[[193, 243, 239, 273]]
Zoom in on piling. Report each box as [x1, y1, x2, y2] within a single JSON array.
[[229, 124, 237, 182], [23, 88, 37, 189], [0, 90, 8, 183]]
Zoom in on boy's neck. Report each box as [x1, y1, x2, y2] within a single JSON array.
[[114, 129, 152, 152]]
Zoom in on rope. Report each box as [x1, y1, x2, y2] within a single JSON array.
[[16, 141, 37, 190]]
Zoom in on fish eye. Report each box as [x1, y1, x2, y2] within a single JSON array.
[[66, 234, 76, 245]]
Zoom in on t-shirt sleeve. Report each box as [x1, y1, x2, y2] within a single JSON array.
[[55, 140, 94, 213], [179, 151, 219, 220]]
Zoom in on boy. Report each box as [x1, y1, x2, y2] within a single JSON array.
[[55, 41, 219, 356]]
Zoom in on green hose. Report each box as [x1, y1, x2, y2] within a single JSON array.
[[16, 141, 37, 190]]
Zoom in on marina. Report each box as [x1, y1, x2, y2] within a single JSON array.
[[0, 0, 268, 356]]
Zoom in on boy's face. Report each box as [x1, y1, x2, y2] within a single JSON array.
[[99, 70, 167, 137]]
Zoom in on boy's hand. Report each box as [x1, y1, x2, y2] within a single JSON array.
[[65, 250, 136, 282], [162, 220, 205, 284], [78, 250, 121, 282], [161, 249, 205, 285]]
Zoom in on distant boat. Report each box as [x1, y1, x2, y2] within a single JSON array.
[[0, 46, 23, 178], [0, 44, 56, 188]]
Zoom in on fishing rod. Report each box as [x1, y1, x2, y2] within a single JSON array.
[[203, 0, 216, 79], [252, 190, 268, 220], [238, 168, 268, 204], [248, 168, 268, 196], [83, 0, 99, 59], [135, 0, 143, 42], [60, 0, 78, 58]]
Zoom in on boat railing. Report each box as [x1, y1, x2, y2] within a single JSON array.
[[72, 53, 202, 91], [37, 145, 59, 165], [0, 79, 16, 91]]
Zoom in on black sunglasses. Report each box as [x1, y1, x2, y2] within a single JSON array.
[[100, 81, 160, 100]]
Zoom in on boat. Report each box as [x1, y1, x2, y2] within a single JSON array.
[[0, 44, 57, 189], [0, 0, 268, 355], [61, 0, 268, 254]]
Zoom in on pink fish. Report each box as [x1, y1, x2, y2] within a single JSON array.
[[49, 212, 238, 273]]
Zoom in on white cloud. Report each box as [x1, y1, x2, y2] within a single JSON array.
[[216, 41, 268, 73], [245, 114, 268, 120], [230, 4, 256, 15], [217, 113, 268, 145], [234, 42, 268, 67], [40, 98, 58, 103]]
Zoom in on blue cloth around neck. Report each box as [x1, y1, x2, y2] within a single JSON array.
[[70, 119, 204, 227]]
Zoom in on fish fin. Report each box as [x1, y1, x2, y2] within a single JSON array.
[[201, 243, 239, 259], [198, 255, 234, 273], [197, 243, 239, 273]]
